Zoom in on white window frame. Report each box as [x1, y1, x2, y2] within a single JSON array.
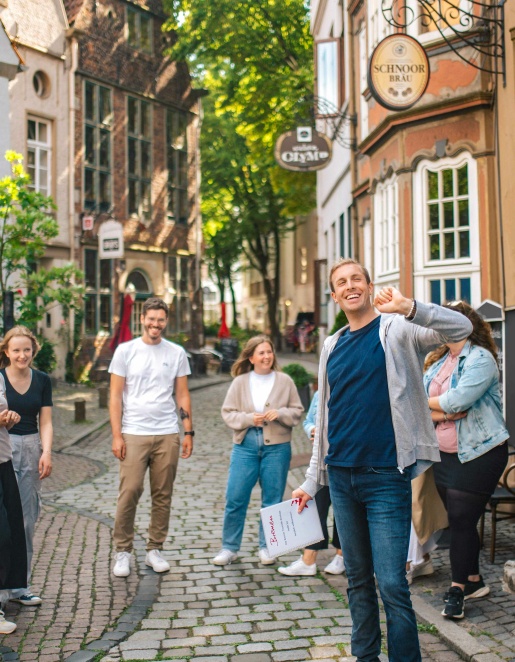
[[316, 39, 340, 111], [413, 153, 480, 306], [368, 0, 393, 50], [27, 117, 51, 196], [374, 176, 399, 287]]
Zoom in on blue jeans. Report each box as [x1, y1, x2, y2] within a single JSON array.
[[328, 465, 421, 662], [222, 428, 291, 551]]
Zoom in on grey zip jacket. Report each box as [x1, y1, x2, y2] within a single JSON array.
[[300, 301, 473, 497]]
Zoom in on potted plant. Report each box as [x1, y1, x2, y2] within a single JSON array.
[[282, 363, 315, 410]]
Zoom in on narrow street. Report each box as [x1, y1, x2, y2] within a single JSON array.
[[0, 381, 511, 661]]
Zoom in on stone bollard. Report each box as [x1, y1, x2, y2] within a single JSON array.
[[98, 386, 109, 409], [75, 399, 86, 423]]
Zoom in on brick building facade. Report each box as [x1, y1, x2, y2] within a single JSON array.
[[65, 0, 203, 377]]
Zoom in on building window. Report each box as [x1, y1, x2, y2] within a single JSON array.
[[84, 249, 112, 333], [127, 97, 152, 223], [374, 177, 399, 284], [368, 0, 393, 49], [27, 118, 51, 196], [168, 255, 190, 332], [166, 110, 189, 225], [413, 154, 479, 305], [32, 71, 50, 98], [84, 81, 112, 213], [126, 270, 152, 336], [339, 211, 353, 259], [316, 39, 341, 111], [427, 164, 470, 262], [127, 6, 152, 54]]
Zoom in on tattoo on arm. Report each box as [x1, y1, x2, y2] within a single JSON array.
[[180, 407, 190, 420]]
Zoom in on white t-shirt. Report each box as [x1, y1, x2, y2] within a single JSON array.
[[109, 337, 191, 435], [249, 370, 276, 413]]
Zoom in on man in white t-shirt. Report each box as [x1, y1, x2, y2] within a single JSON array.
[[109, 297, 194, 577]]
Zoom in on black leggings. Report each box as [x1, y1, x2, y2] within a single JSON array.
[[436, 485, 489, 585], [306, 486, 341, 551]]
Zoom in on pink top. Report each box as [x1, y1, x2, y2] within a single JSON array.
[[428, 352, 459, 453]]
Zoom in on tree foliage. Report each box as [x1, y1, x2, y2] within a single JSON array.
[[164, 0, 315, 341], [0, 151, 84, 331]]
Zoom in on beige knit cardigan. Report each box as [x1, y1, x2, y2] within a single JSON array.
[[221, 371, 304, 445]]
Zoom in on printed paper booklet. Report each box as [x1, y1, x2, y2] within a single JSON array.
[[260, 498, 324, 558]]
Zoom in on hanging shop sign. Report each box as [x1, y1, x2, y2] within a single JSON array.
[[99, 219, 124, 259], [274, 127, 332, 172], [368, 34, 430, 111]]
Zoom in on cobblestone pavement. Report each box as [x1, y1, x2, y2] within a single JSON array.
[[0, 378, 513, 661]]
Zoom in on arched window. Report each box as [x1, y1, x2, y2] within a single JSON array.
[[126, 269, 153, 335], [413, 153, 480, 305]]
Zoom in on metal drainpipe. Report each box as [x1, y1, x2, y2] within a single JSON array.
[[68, 35, 78, 359], [194, 100, 203, 345]]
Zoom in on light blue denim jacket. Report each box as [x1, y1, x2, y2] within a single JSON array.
[[423, 341, 509, 463], [303, 391, 318, 440]]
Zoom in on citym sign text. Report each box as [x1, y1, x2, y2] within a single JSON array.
[[274, 127, 332, 172]]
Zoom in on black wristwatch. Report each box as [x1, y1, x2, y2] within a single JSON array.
[[184, 430, 195, 437]]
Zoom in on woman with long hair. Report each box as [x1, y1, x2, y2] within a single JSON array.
[[425, 301, 509, 619], [212, 335, 303, 566], [0, 326, 53, 608]]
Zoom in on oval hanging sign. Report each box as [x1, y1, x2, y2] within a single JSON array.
[[368, 34, 430, 111], [274, 127, 332, 172]]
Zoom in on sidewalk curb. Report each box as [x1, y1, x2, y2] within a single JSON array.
[[411, 587, 504, 661]]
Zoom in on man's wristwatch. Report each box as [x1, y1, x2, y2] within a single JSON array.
[[184, 431, 195, 437]]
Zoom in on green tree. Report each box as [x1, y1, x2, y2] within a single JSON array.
[[164, 1, 316, 344], [0, 151, 83, 331]]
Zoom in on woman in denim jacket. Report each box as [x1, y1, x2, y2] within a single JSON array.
[[424, 301, 509, 620]]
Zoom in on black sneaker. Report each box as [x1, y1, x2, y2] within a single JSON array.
[[441, 586, 464, 619], [443, 576, 490, 602]]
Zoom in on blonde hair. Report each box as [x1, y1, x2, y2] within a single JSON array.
[[231, 335, 281, 377], [329, 258, 371, 292], [0, 326, 40, 369]]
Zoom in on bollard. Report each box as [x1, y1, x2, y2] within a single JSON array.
[[75, 399, 86, 422], [98, 386, 109, 409]]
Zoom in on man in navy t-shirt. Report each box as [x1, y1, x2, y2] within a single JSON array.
[[293, 258, 472, 662]]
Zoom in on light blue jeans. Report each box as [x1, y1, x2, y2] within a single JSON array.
[[222, 428, 291, 551], [10, 433, 42, 597]]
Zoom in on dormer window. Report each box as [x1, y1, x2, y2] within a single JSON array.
[[127, 6, 152, 54]]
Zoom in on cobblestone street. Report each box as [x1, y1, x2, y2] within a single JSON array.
[[0, 380, 513, 661]]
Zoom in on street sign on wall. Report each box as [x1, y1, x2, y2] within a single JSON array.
[[274, 127, 332, 171], [99, 219, 124, 259], [368, 34, 430, 111]]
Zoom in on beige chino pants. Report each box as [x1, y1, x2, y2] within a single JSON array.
[[113, 433, 181, 552]]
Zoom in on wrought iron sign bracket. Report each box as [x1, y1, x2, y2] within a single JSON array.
[[381, 0, 506, 86], [313, 95, 358, 149]]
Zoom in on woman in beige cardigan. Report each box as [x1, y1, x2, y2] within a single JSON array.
[[212, 335, 303, 566]]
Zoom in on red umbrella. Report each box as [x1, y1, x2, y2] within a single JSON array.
[[110, 293, 134, 350], [217, 301, 230, 338]]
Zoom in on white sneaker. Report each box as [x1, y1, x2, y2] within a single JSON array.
[[113, 551, 132, 577], [145, 549, 170, 573], [278, 556, 317, 576], [0, 609, 16, 634], [407, 558, 434, 584], [212, 549, 238, 566], [324, 554, 345, 575], [258, 548, 275, 565]]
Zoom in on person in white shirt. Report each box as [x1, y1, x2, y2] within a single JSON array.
[[109, 297, 194, 577]]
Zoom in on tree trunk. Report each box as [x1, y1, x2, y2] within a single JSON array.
[[228, 276, 238, 327]]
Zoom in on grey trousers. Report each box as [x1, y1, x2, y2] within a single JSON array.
[[10, 433, 42, 596]]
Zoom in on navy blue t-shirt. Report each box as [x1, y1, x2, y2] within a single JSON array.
[[1, 368, 53, 435], [325, 316, 397, 467]]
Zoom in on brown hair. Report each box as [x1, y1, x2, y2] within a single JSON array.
[[141, 297, 169, 318], [0, 326, 40, 369], [424, 301, 498, 370], [329, 258, 371, 292], [231, 335, 281, 377]]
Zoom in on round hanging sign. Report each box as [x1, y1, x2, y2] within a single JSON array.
[[368, 34, 430, 111], [274, 127, 332, 172]]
